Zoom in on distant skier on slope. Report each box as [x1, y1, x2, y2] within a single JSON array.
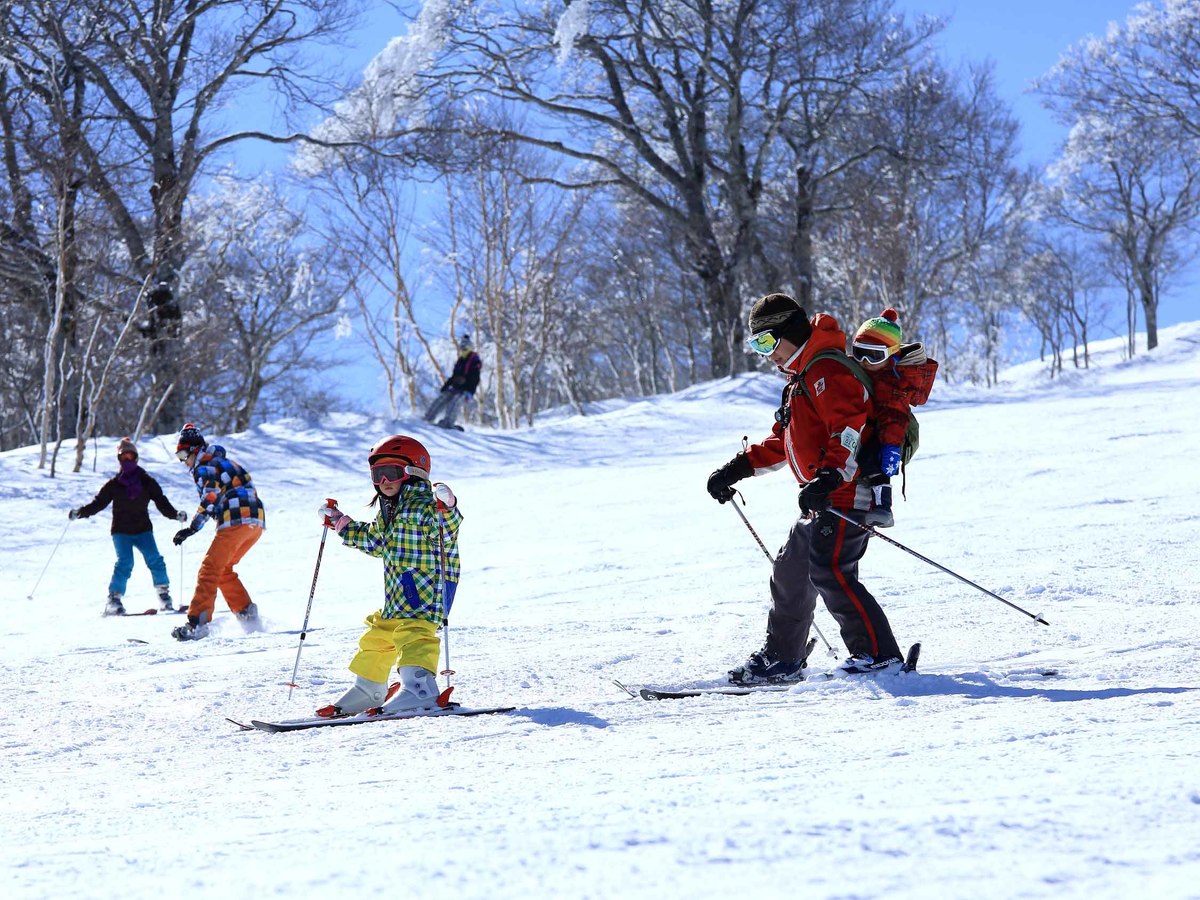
[[316, 434, 462, 718], [170, 424, 266, 640], [69, 437, 189, 616], [706, 292, 905, 684], [424, 333, 482, 430]]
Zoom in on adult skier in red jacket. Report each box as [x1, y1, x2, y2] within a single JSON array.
[[706, 292, 904, 684]]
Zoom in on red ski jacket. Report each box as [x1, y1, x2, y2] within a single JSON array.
[[744, 314, 875, 511]]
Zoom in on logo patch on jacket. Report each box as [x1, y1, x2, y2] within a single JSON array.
[[813, 377, 826, 396]]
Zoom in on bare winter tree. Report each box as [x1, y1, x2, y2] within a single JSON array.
[[0, 0, 358, 430], [175, 175, 350, 432], [1038, 3, 1200, 351], [1014, 234, 1109, 376], [1038, 112, 1200, 353], [311, 0, 940, 378], [1038, 2, 1200, 143]]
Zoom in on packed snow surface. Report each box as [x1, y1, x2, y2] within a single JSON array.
[[4, 325, 1200, 898]]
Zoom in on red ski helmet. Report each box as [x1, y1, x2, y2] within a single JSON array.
[[368, 435, 431, 481]]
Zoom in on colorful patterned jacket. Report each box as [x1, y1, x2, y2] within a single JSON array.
[[339, 480, 462, 625], [187, 445, 266, 532]]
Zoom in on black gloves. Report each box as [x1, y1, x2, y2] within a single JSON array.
[[68, 508, 81, 520], [173, 527, 195, 546], [799, 468, 843, 515], [706, 453, 754, 504]]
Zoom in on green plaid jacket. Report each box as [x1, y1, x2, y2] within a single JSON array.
[[340, 480, 462, 624]]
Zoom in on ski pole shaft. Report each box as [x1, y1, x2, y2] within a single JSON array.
[[826, 509, 1049, 626], [28, 520, 72, 600], [729, 499, 838, 656], [287, 499, 335, 699], [436, 501, 453, 690]]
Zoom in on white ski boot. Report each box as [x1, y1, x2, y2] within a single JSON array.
[[316, 676, 387, 718], [379, 666, 441, 715]]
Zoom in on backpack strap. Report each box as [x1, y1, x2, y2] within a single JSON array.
[[793, 349, 875, 400]]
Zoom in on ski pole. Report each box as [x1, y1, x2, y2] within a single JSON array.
[[28, 519, 72, 600], [826, 509, 1050, 626], [287, 499, 336, 699], [434, 490, 455, 692], [730, 498, 839, 657]]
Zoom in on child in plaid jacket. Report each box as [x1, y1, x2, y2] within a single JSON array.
[[317, 435, 463, 718]]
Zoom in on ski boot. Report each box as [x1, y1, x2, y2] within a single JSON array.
[[833, 654, 903, 676], [234, 602, 262, 634], [172, 611, 210, 641], [156, 585, 175, 612], [103, 592, 126, 617], [316, 676, 387, 719], [378, 666, 441, 714], [865, 483, 894, 528], [728, 646, 805, 685]]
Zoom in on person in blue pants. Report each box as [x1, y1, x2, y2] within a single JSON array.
[[70, 437, 190, 616]]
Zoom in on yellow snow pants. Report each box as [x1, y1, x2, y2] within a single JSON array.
[[348, 613, 441, 682]]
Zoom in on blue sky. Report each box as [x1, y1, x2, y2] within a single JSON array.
[[902, 0, 1141, 165]]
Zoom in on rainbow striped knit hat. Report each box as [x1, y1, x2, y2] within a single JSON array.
[[853, 307, 903, 358]]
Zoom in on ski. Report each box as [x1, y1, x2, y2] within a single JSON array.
[[229, 703, 516, 733], [638, 684, 795, 701], [110, 607, 188, 617]]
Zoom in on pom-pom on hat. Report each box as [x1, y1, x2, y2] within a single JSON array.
[[117, 437, 138, 459], [176, 423, 205, 454], [853, 308, 903, 362], [747, 292, 813, 348]]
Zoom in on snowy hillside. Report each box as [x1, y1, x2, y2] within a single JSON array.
[[4, 323, 1200, 899]]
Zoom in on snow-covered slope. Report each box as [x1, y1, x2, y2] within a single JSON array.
[[4, 324, 1200, 898]]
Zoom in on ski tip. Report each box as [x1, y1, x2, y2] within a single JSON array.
[[612, 680, 638, 698]]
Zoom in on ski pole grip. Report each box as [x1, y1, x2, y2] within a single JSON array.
[[325, 497, 337, 508]]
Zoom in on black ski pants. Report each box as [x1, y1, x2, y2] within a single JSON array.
[[765, 510, 902, 664]]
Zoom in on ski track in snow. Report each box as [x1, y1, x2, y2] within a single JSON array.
[[3, 324, 1200, 898]]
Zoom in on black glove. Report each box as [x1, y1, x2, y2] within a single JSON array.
[[173, 527, 195, 546], [799, 468, 842, 515], [706, 453, 754, 504], [68, 508, 81, 520]]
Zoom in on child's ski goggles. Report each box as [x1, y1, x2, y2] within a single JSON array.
[[746, 330, 781, 356], [852, 342, 896, 364], [370, 464, 410, 485]]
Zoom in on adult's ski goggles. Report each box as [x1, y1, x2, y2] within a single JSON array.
[[852, 342, 896, 365], [746, 330, 781, 356]]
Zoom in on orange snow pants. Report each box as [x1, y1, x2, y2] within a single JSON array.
[[187, 525, 262, 622]]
